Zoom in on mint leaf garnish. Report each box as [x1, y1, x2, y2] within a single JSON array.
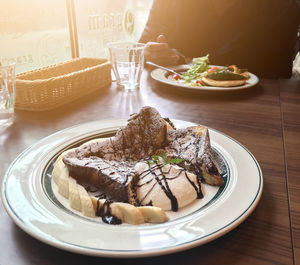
[[169, 158, 184, 164], [148, 152, 183, 166]]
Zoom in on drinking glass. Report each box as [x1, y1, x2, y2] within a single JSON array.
[[108, 42, 145, 91], [0, 63, 15, 128]]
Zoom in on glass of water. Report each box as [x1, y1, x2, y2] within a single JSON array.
[[108, 42, 145, 91], [0, 63, 15, 128]]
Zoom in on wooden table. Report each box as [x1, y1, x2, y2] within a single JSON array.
[[0, 70, 299, 265]]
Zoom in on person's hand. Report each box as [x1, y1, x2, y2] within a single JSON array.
[[144, 35, 180, 66]]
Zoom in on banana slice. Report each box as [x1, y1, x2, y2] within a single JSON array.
[[90, 197, 123, 221], [52, 161, 61, 185], [77, 184, 95, 218], [114, 203, 145, 225], [68, 177, 82, 211], [90, 196, 98, 211], [57, 170, 69, 198], [52, 151, 70, 185], [90, 198, 169, 224], [138, 206, 169, 223], [54, 149, 76, 198]]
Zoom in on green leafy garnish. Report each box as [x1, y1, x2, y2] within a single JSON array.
[[192, 55, 210, 65], [149, 155, 161, 165], [148, 152, 184, 166], [182, 54, 211, 82]]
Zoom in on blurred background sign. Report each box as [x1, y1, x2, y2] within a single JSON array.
[[0, 0, 153, 73], [74, 0, 153, 58]]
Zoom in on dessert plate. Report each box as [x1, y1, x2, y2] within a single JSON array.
[[1, 119, 263, 258], [150, 65, 259, 91]]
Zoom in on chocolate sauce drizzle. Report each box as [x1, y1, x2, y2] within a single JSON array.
[[183, 170, 203, 199], [96, 198, 122, 225], [156, 163, 178, 212], [85, 185, 122, 224], [163, 130, 207, 195], [137, 160, 203, 212]]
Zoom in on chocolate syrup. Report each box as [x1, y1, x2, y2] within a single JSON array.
[[136, 159, 204, 211], [96, 199, 122, 225], [183, 170, 203, 199], [157, 165, 178, 212], [140, 162, 179, 211]]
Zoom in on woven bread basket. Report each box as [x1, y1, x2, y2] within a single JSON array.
[[15, 57, 112, 111]]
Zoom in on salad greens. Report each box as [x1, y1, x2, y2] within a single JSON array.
[[182, 54, 210, 82]]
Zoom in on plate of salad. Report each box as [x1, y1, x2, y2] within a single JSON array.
[[150, 55, 259, 91]]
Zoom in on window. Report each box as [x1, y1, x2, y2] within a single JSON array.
[[0, 0, 153, 74], [75, 0, 153, 58]]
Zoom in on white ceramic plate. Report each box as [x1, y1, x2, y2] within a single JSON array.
[[1, 119, 263, 258], [151, 65, 259, 91]]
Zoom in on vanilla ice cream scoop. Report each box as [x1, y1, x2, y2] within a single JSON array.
[[135, 162, 203, 211]]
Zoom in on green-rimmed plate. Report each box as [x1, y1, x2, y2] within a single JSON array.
[[1, 119, 263, 258]]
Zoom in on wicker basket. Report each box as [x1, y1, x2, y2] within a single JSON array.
[[15, 57, 112, 111]]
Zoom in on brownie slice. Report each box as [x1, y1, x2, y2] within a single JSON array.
[[62, 106, 168, 203], [65, 106, 167, 162], [63, 154, 138, 203], [159, 126, 224, 186]]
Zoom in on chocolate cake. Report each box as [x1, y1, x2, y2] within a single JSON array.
[[64, 106, 167, 162], [160, 126, 224, 186], [63, 106, 168, 204], [62, 106, 223, 209], [62, 155, 138, 203]]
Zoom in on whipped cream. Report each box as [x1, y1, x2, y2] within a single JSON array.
[[135, 162, 203, 211]]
